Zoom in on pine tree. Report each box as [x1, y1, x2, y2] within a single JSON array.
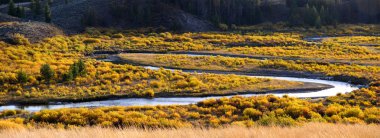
[[69, 62, 79, 78], [82, 8, 96, 26], [35, 0, 41, 15], [304, 5, 320, 27], [14, 6, 25, 18], [62, 71, 73, 82], [77, 59, 87, 76], [63, 60, 86, 82], [17, 71, 28, 84], [311, 6, 320, 27], [15, 6, 21, 17], [316, 15, 322, 28], [319, 6, 326, 25], [30, 0, 36, 11], [44, 3, 51, 23], [40, 64, 54, 83], [20, 7, 25, 18], [7, 0, 16, 16]]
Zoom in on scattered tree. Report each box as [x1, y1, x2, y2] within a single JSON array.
[[34, 0, 41, 15], [44, 3, 51, 23], [63, 60, 87, 82], [17, 71, 28, 84], [40, 64, 54, 83], [14, 6, 25, 18], [30, 0, 36, 14], [7, 0, 15, 16]]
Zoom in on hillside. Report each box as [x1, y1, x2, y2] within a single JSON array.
[[0, 12, 63, 43], [0, 0, 378, 34], [19, 0, 216, 33]]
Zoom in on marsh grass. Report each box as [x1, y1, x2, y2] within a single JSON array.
[[0, 123, 379, 138]]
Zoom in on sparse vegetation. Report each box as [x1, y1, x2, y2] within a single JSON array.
[[8, 33, 30, 45]]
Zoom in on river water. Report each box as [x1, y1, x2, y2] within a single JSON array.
[[0, 65, 358, 112]]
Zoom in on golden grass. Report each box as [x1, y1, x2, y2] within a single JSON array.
[[1, 123, 379, 138]]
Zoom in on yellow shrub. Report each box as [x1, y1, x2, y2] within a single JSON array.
[[0, 120, 25, 130]]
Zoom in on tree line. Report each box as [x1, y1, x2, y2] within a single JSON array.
[[7, 0, 51, 23], [0, 0, 28, 4], [105, 0, 379, 28], [162, 0, 379, 27], [6, 0, 380, 28]]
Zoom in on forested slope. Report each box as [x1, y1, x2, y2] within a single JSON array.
[[1, 0, 379, 33]]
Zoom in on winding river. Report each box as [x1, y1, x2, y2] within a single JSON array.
[[1, 34, 376, 112], [0, 61, 359, 112]]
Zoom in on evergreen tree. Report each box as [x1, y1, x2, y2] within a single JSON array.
[[17, 71, 28, 84], [319, 6, 326, 25], [63, 60, 86, 82], [7, 0, 15, 16], [77, 59, 87, 76], [40, 64, 54, 83], [44, 3, 51, 23], [82, 8, 96, 26], [14, 6, 25, 18], [35, 0, 41, 15], [30, 0, 36, 17], [20, 7, 25, 18], [15, 6, 21, 17], [316, 15, 322, 28], [69, 62, 79, 78], [311, 6, 320, 27], [62, 71, 73, 82], [304, 5, 320, 27]]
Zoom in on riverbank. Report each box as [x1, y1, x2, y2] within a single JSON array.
[[92, 50, 380, 67], [116, 53, 375, 85], [170, 51, 380, 67], [0, 58, 335, 107], [0, 80, 331, 106]]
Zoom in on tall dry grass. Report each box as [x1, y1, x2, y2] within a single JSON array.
[[0, 123, 379, 138]]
